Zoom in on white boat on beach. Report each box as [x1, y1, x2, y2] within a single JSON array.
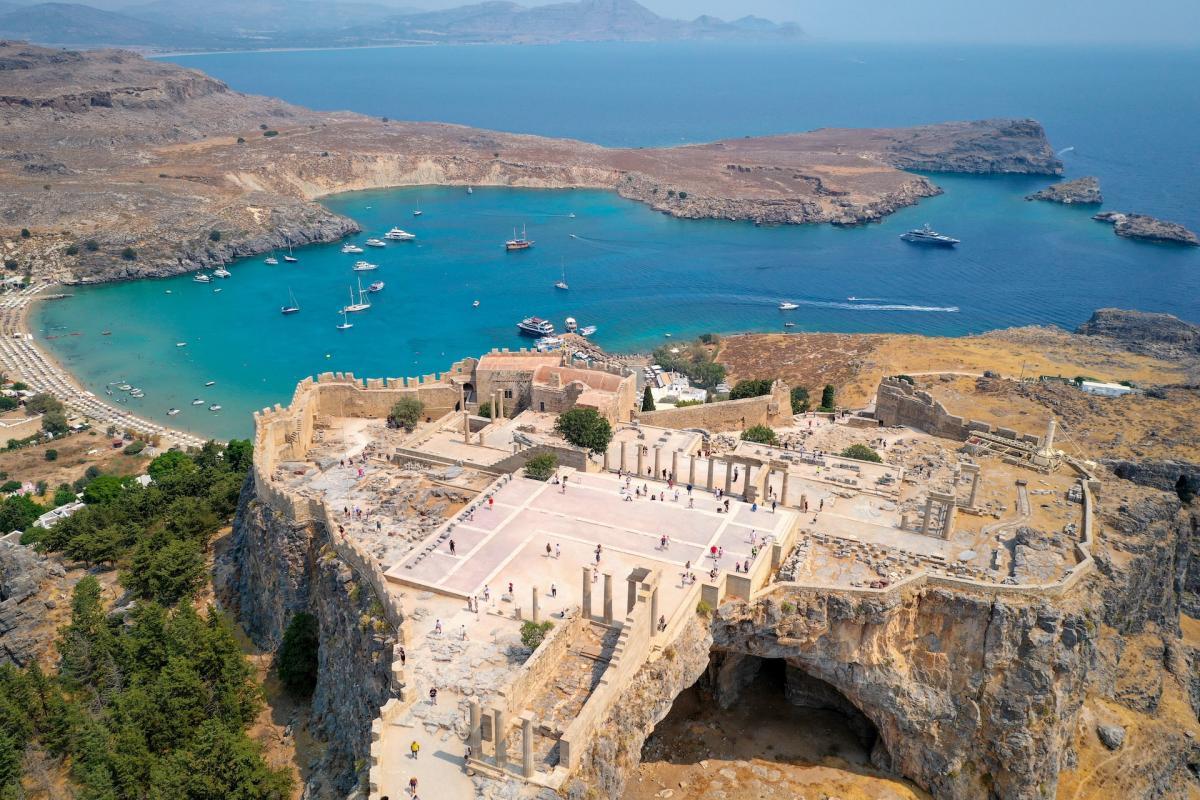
[[352, 261, 378, 271], [384, 227, 416, 241], [341, 243, 364, 254]]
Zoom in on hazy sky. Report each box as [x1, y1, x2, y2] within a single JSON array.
[[406, 0, 1200, 44]]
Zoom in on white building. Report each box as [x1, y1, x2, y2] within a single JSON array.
[[1079, 380, 1135, 398]]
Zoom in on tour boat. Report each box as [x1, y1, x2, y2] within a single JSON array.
[[281, 288, 300, 315], [517, 316, 554, 337], [214, 266, 231, 278], [505, 225, 533, 251], [554, 261, 568, 290], [579, 325, 597, 337], [336, 309, 353, 330], [367, 281, 384, 292], [193, 273, 211, 283], [209, 404, 222, 412], [564, 317, 578, 333], [384, 227, 415, 241], [778, 302, 799, 310], [343, 282, 371, 313], [191, 398, 204, 405], [365, 238, 386, 247], [264, 255, 279, 265], [341, 243, 364, 254], [167, 408, 180, 416], [352, 261, 378, 271]]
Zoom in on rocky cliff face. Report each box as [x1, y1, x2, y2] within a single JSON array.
[[0, 536, 64, 667], [218, 481, 397, 796], [1076, 307, 1200, 361]]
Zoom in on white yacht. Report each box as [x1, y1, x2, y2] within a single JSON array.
[[579, 325, 597, 337], [472, 300, 480, 308], [193, 273, 211, 283], [341, 243, 364, 254], [264, 255, 279, 265], [167, 408, 180, 416], [209, 404, 222, 412], [778, 301, 799, 310], [213, 266, 231, 278], [352, 261, 378, 271], [384, 227, 416, 241], [365, 238, 386, 247]]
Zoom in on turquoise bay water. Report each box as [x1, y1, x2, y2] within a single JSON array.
[[36, 43, 1200, 439]]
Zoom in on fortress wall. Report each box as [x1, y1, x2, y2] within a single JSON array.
[[638, 380, 791, 433], [312, 372, 460, 421], [874, 376, 1044, 445]]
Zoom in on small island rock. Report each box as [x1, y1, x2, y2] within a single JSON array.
[[1092, 211, 1199, 246], [1026, 176, 1102, 204]]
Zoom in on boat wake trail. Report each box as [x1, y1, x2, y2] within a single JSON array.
[[759, 297, 959, 313]]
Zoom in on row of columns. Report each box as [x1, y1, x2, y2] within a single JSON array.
[[607, 443, 793, 506], [920, 490, 958, 539], [467, 701, 538, 778]]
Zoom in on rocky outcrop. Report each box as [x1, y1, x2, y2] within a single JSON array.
[[1092, 211, 1200, 245], [218, 480, 398, 796], [1025, 175, 1102, 204], [1076, 307, 1200, 360], [0, 536, 63, 667], [880, 118, 1063, 175]]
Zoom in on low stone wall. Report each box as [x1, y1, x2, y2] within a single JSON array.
[[497, 611, 589, 722], [637, 380, 791, 433], [874, 376, 1042, 444]]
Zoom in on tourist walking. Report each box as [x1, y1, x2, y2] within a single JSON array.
[[429, 687, 438, 704], [398, 646, 406, 666], [434, 619, 442, 635], [449, 539, 456, 555], [409, 777, 418, 794], [555, 543, 561, 559], [410, 740, 420, 759]]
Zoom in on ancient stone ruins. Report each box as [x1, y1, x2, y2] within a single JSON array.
[[228, 349, 1109, 800]]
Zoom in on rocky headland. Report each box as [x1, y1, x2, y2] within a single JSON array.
[[0, 41, 1063, 285], [1077, 307, 1200, 360], [1093, 211, 1200, 246], [1026, 175, 1103, 204]]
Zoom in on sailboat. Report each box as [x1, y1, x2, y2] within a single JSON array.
[[281, 288, 300, 315], [554, 260, 568, 290], [412, 201, 423, 217], [506, 224, 533, 251], [343, 281, 371, 313], [336, 308, 353, 330], [283, 246, 298, 263]]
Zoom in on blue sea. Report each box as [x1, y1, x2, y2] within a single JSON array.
[[36, 43, 1200, 439]]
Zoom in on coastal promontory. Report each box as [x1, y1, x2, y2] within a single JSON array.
[[0, 41, 1063, 284], [1026, 175, 1103, 204], [1092, 211, 1200, 246]]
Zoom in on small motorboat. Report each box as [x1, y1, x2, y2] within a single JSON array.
[[117, 384, 132, 391], [466, 186, 473, 194], [367, 281, 384, 292], [784, 322, 796, 328], [191, 398, 204, 405], [205, 381, 215, 387], [214, 267, 231, 278], [472, 300, 480, 308], [365, 238, 386, 247], [264, 256, 279, 266], [779, 302, 799, 311], [213, 288, 222, 293], [352, 261, 378, 271], [341, 243, 364, 254], [193, 273, 211, 283], [175, 342, 187, 347], [101, 330, 111, 336], [209, 404, 222, 412], [167, 408, 180, 416], [578, 325, 597, 337]]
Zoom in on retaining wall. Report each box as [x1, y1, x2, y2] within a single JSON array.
[[874, 376, 1042, 445], [638, 380, 791, 433]]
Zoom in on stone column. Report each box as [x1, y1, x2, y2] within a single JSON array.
[[724, 461, 733, 495], [920, 496, 935, 535], [468, 700, 482, 757], [603, 573, 613, 624], [494, 707, 508, 769], [498, 389, 505, 419], [671, 450, 679, 481], [653, 447, 661, 479], [965, 464, 981, 507], [636, 445, 644, 476], [707, 458, 715, 490], [620, 441, 627, 472], [781, 470, 790, 506], [650, 586, 659, 635], [531, 587, 539, 623], [521, 714, 534, 778], [602, 445, 610, 471], [743, 463, 752, 499], [689, 455, 697, 486], [490, 391, 497, 421], [581, 566, 592, 619]]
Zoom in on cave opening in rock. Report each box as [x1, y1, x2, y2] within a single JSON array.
[[632, 650, 903, 798]]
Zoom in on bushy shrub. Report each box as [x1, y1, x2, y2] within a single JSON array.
[[741, 425, 777, 445], [43, 449, 57, 461], [840, 443, 882, 463], [121, 246, 137, 261], [523, 453, 557, 481], [519, 620, 554, 651]]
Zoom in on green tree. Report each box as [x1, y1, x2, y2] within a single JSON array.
[[53, 483, 75, 506], [65, 243, 80, 256], [0, 494, 44, 531], [819, 384, 836, 412], [790, 387, 810, 414], [82, 475, 132, 505], [641, 385, 656, 412], [147, 450, 195, 483], [554, 408, 612, 454], [388, 396, 424, 429], [25, 393, 63, 416], [840, 444, 882, 463], [519, 620, 553, 651], [224, 439, 253, 473], [19, 229, 30, 239], [44, 448, 57, 461], [0, 397, 17, 412], [122, 536, 205, 605], [523, 453, 557, 481], [729, 378, 774, 400], [276, 613, 319, 699], [41, 410, 69, 435], [741, 425, 777, 445]]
